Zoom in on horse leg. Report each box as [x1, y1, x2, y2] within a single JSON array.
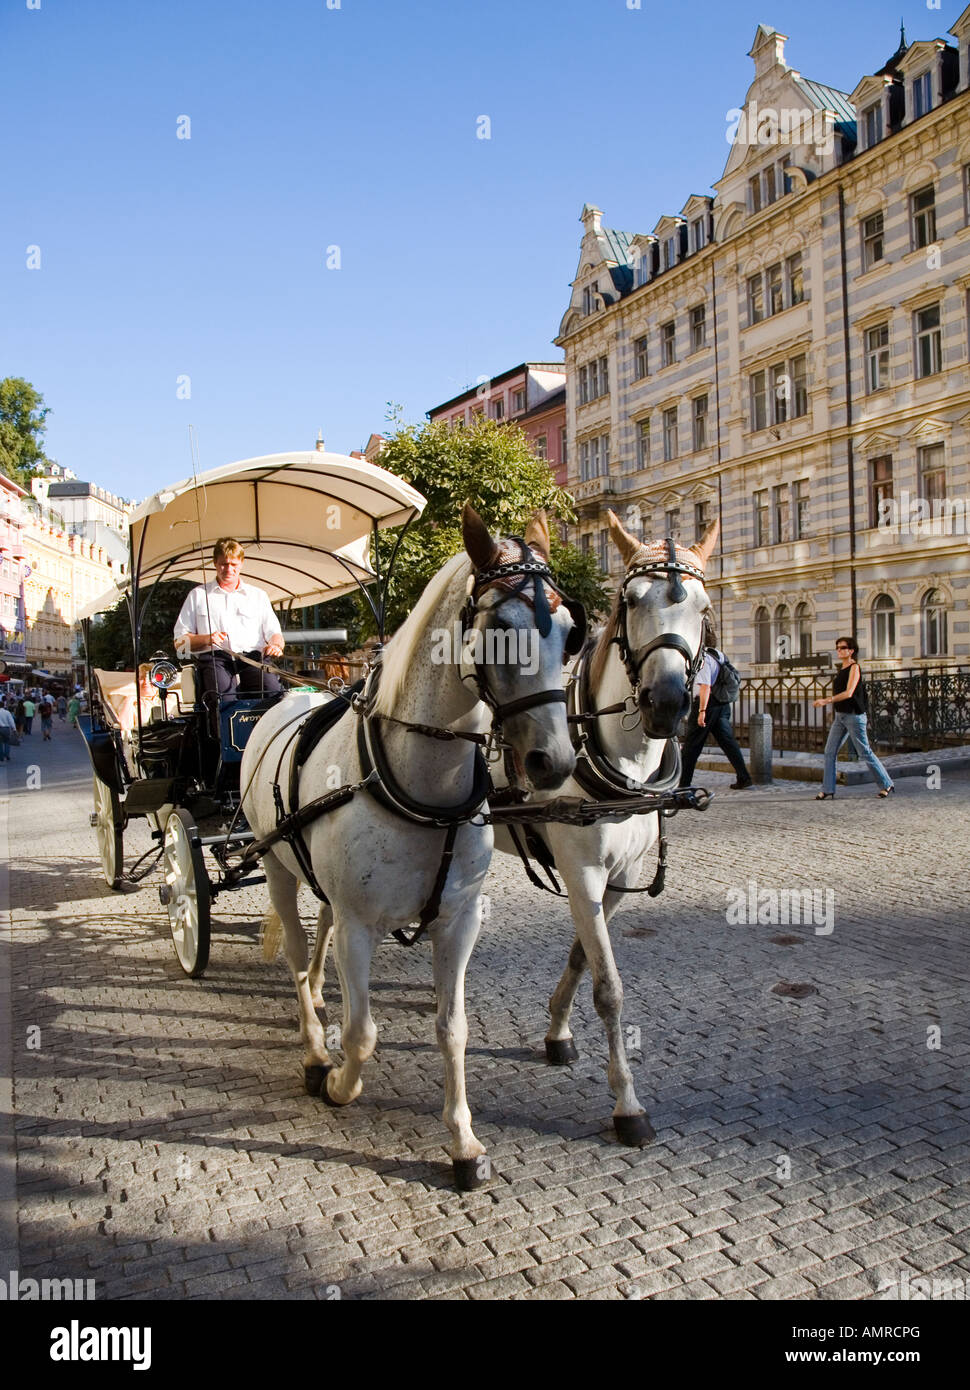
[[321, 918, 378, 1108], [545, 934, 586, 1065], [572, 891, 654, 1146], [308, 902, 334, 1009], [430, 899, 489, 1190], [263, 853, 332, 1093]]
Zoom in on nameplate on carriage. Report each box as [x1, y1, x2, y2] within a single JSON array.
[[226, 707, 263, 752]]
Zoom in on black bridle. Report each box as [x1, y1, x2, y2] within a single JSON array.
[[462, 540, 586, 725], [613, 538, 708, 693]]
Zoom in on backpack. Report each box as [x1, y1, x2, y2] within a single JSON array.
[[708, 647, 741, 704]]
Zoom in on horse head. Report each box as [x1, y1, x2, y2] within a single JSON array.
[[605, 510, 718, 739], [461, 505, 577, 791]]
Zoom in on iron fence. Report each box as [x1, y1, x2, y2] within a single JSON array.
[[735, 666, 970, 754]]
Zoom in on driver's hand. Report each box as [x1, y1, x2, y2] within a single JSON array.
[[210, 630, 229, 647], [264, 637, 284, 658]]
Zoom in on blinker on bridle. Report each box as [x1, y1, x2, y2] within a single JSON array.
[[463, 539, 586, 724], [614, 536, 707, 690]]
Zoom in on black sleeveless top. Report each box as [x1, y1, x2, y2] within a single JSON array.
[[833, 662, 867, 714]]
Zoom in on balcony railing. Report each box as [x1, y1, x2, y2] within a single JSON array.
[[735, 666, 970, 754], [572, 476, 616, 503]]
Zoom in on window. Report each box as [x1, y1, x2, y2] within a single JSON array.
[[579, 355, 610, 403], [749, 174, 762, 214], [560, 428, 567, 466], [791, 355, 808, 417], [583, 281, 600, 315], [767, 262, 784, 316], [636, 419, 650, 469], [795, 603, 813, 657], [694, 499, 712, 541], [915, 304, 942, 378], [634, 335, 649, 380], [690, 217, 707, 253], [921, 589, 947, 657], [662, 407, 679, 461], [751, 355, 807, 429], [786, 253, 804, 306], [753, 489, 769, 546], [692, 395, 708, 451], [912, 71, 932, 119], [872, 594, 896, 660], [911, 185, 936, 250], [772, 484, 791, 543], [664, 507, 681, 539], [579, 433, 610, 480], [512, 389, 526, 414], [862, 211, 884, 270], [866, 323, 890, 392], [664, 234, 678, 270], [534, 435, 547, 459], [755, 607, 772, 663], [661, 321, 676, 367], [690, 305, 707, 353], [773, 604, 791, 658], [764, 165, 777, 205], [492, 398, 504, 420], [793, 479, 809, 538], [598, 530, 610, 574], [864, 101, 883, 147], [634, 248, 650, 287], [747, 274, 764, 325], [918, 444, 946, 506], [869, 456, 893, 527], [580, 532, 591, 556], [750, 371, 767, 431], [772, 363, 790, 424]]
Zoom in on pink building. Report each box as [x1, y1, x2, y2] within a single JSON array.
[[0, 475, 28, 663], [428, 362, 568, 486]]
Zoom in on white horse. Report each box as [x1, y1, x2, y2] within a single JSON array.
[[242, 506, 578, 1187], [490, 510, 719, 1144]]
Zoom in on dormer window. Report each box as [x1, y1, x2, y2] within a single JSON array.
[[690, 218, 707, 254], [912, 71, 932, 119], [863, 102, 883, 147], [664, 235, 678, 270], [583, 282, 600, 315]]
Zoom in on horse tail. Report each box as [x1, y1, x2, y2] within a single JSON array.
[[261, 908, 283, 961]]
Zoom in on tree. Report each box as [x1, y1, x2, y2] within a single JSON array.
[[316, 415, 609, 637], [0, 378, 50, 488], [83, 581, 193, 671]]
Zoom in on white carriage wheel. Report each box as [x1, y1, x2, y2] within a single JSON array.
[[162, 807, 211, 978], [92, 775, 124, 890]]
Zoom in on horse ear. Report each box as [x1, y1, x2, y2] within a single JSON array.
[[689, 518, 720, 571], [524, 509, 551, 560], [462, 502, 499, 571], [606, 509, 641, 566]]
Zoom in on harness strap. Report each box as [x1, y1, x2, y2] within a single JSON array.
[[391, 821, 460, 947], [506, 822, 565, 896]]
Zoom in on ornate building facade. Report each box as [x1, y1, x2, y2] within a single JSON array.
[[557, 12, 970, 674]]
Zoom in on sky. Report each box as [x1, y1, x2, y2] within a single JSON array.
[[1, 0, 953, 501]]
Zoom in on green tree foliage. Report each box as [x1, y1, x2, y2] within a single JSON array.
[[83, 582, 193, 671], [0, 378, 50, 488], [316, 415, 609, 638]]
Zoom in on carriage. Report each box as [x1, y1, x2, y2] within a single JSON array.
[[78, 451, 425, 978]]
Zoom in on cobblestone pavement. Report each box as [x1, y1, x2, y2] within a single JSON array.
[[2, 725, 969, 1301]]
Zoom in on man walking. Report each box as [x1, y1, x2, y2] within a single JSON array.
[[0, 702, 15, 761], [22, 694, 35, 735], [679, 619, 752, 790]]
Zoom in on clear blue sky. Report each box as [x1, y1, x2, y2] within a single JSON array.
[[1, 0, 946, 500]]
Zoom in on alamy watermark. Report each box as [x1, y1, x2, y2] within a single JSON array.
[[877, 1268, 968, 1300], [725, 101, 833, 155], [726, 878, 834, 935], [430, 621, 538, 675], [877, 491, 970, 537], [0, 1269, 95, 1300]]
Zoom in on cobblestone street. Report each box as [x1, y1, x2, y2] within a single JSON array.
[[2, 724, 969, 1301]]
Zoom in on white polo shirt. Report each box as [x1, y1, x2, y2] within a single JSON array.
[[692, 649, 721, 699], [174, 579, 282, 654]]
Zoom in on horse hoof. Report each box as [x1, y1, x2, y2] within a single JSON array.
[[545, 1038, 579, 1066], [304, 1065, 329, 1095], [614, 1112, 655, 1147], [453, 1155, 491, 1191]]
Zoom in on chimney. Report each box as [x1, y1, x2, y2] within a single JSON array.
[[581, 204, 603, 235], [315, 430, 325, 452]]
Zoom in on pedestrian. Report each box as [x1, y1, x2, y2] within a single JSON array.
[[22, 695, 35, 735], [813, 636, 894, 799], [41, 699, 53, 741], [67, 694, 81, 728], [56, 694, 67, 721], [0, 702, 15, 761], [679, 617, 752, 790], [15, 699, 26, 736]]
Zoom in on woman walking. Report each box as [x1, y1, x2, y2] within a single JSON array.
[[15, 699, 26, 738], [40, 697, 54, 741], [813, 636, 894, 799], [67, 693, 81, 728]]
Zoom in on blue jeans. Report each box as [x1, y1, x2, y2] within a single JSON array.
[[0, 731, 9, 761], [823, 712, 892, 794]]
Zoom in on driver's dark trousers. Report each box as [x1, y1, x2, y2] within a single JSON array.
[[197, 648, 283, 702], [679, 696, 750, 787]]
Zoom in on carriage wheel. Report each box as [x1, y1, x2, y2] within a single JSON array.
[[161, 808, 211, 978], [92, 775, 124, 890]]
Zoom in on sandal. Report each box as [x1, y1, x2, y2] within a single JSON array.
[[877, 786, 895, 798], [815, 792, 834, 800]]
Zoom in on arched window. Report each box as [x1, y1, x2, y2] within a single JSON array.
[[921, 588, 947, 657], [872, 594, 896, 660], [773, 604, 791, 661], [795, 603, 813, 658], [755, 607, 772, 664]]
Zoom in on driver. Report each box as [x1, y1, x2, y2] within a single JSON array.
[[174, 538, 285, 701]]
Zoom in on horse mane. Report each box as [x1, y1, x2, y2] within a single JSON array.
[[371, 550, 471, 717], [588, 589, 623, 691]]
